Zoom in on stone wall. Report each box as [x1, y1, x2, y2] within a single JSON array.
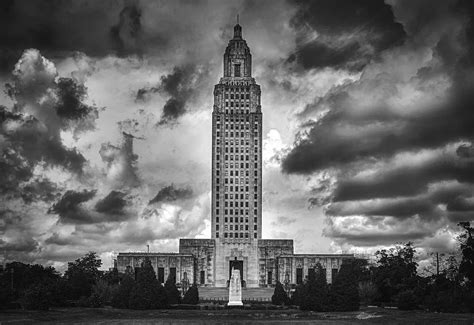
[[116, 252, 194, 285], [179, 239, 215, 286]]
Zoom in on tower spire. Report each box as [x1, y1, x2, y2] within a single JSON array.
[[237, 14, 239, 25]]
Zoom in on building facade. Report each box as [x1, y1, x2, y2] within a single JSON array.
[[117, 24, 354, 288]]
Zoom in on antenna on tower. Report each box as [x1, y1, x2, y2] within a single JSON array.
[[237, 14, 239, 25]]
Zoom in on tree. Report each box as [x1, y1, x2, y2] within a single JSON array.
[[373, 242, 418, 304], [64, 252, 102, 300], [182, 283, 199, 305], [299, 263, 329, 311], [271, 281, 290, 305], [128, 258, 167, 309], [111, 274, 135, 309], [164, 273, 181, 305], [329, 261, 360, 311], [19, 283, 53, 310], [458, 222, 474, 286]]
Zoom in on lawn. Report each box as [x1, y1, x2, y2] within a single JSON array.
[[0, 306, 473, 324]]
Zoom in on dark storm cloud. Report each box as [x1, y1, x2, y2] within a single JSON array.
[[280, 0, 474, 248], [287, 0, 406, 71], [110, 3, 143, 56], [333, 156, 474, 202], [20, 178, 58, 204], [95, 191, 127, 214], [149, 185, 193, 205], [136, 65, 210, 126], [49, 189, 96, 223], [0, 0, 122, 72], [54, 78, 97, 120]]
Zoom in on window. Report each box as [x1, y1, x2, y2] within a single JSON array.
[[296, 268, 303, 284], [332, 269, 338, 283], [234, 64, 241, 77], [216, 232, 219, 238], [169, 267, 177, 283], [267, 271, 273, 285], [200, 271, 205, 285], [158, 267, 165, 283]]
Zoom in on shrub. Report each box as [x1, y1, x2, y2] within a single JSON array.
[[128, 259, 167, 309], [111, 274, 135, 309], [329, 262, 360, 311], [182, 283, 199, 305], [299, 263, 329, 311], [164, 274, 181, 305], [358, 281, 378, 305], [271, 281, 290, 305], [20, 283, 52, 310], [397, 289, 417, 310]]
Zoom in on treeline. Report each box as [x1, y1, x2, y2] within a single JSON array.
[[271, 222, 474, 313], [0, 253, 199, 310]]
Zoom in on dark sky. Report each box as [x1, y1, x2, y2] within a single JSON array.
[[1, 0, 473, 270]]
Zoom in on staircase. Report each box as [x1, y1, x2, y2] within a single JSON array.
[[199, 287, 274, 302]]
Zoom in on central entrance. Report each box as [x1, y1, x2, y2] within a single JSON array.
[[229, 259, 243, 282]]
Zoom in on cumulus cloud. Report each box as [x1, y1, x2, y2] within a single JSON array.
[[95, 190, 127, 214], [99, 132, 140, 188]]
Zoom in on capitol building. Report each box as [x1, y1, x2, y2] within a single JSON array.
[[117, 23, 353, 289]]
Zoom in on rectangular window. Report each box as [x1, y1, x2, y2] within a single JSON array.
[[169, 267, 177, 283], [267, 271, 273, 285], [200, 270, 205, 285], [158, 267, 165, 283], [216, 232, 219, 238], [332, 269, 338, 283], [296, 268, 303, 284]]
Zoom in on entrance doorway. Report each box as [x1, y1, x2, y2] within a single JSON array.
[[229, 259, 243, 282]]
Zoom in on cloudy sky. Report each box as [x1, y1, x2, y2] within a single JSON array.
[[1, 0, 474, 271]]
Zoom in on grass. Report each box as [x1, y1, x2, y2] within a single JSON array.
[[0, 306, 473, 324]]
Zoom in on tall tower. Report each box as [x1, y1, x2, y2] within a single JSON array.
[[211, 23, 262, 242]]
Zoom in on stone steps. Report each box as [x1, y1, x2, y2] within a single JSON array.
[[199, 287, 274, 301]]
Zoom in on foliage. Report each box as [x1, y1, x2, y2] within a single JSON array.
[[290, 284, 304, 306], [458, 222, 474, 286], [358, 281, 377, 305], [373, 242, 418, 304], [271, 281, 290, 305], [128, 258, 167, 309], [182, 283, 199, 305], [111, 274, 135, 309], [397, 289, 417, 310], [19, 283, 52, 310], [299, 263, 329, 311], [64, 252, 102, 300], [329, 261, 360, 311], [164, 273, 181, 305]]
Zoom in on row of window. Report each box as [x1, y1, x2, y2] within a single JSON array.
[[218, 232, 258, 239], [215, 187, 259, 195], [216, 207, 258, 215], [216, 199, 258, 208], [225, 101, 249, 108], [215, 115, 260, 123], [216, 131, 257, 138], [216, 123, 258, 130], [222, 86, 251, 93], [225, 93, 250, 100], [216, 193, 259, 200], [216, 155, 258, 162], [217, 147, 257, 154], [216, 216, 258, 223], [216, 139, 252, 146], [216, 162, 259, 169], [216, 170, 258, 177]]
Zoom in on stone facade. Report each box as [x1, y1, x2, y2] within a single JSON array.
[[116, 24, 355, 288]]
